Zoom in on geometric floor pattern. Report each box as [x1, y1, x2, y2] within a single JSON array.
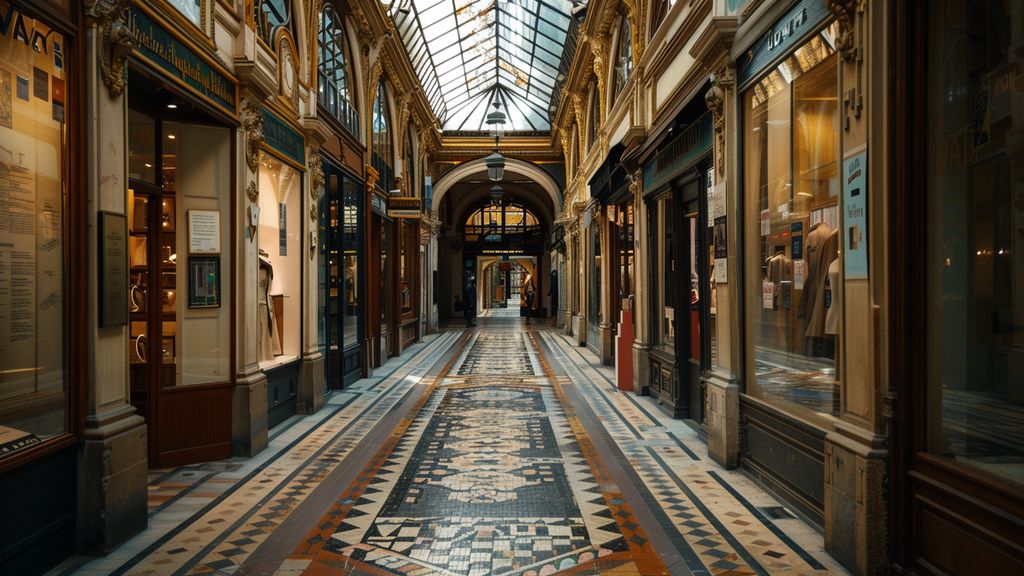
[[53, 323, 848, 576], [292, 330, 665, 574]]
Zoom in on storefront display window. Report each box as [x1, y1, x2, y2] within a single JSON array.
[[258, 152, 302, 368], [0, 7, 68, 460], [588, 219, 601, 332], [743, 23, 841, 425], [342, 178, 360, 348], [926, 0, 1023, 487], [400, 221, 413, 316], [658, 196, 675, 345]]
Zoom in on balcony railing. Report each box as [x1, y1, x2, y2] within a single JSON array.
[[318, 71, 360, 139]]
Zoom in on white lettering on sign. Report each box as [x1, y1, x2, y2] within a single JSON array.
[[768, 8, 808, 51]]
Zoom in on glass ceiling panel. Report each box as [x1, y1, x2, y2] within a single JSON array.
[[390, 0, 572, 132]]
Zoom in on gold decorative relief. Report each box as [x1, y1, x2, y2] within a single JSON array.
[[86, 0, 133, 98], [246, 180, 259, 203], [240, 99, 264, 174], [307, 145, 324, 212]]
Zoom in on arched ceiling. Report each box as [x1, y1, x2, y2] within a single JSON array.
[[388, 0, 574, 132]]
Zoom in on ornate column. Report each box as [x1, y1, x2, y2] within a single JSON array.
[[298, 144, 325, 414], [232, 96, 269, 457], [78, 0, 148, 553], [629, 171, 651, 395]]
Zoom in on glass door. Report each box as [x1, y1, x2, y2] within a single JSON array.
[[127, 109, 179, 461]]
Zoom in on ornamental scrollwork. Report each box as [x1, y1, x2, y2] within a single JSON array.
[[307, 145, 324, 209], [705, 76, 725, 177], [240, 100, 264, 174], [85, 0, 133, 98], [827, 0, 859, 62]]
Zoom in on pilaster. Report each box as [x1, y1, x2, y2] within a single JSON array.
[[78, 0, 148, 553]]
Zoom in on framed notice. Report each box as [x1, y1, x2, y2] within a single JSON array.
[[99, 211, 128, 327], [188, 255, 221, 308], [843, 151, 868, 279], [188, 210, 221, 254]]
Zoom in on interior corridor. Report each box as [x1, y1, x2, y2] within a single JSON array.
[[54, 323, 845, 576]]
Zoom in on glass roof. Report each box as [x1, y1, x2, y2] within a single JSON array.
[[390, 0, 573, 132]]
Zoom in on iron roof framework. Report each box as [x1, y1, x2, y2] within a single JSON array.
[[390, 0, 573, 132]]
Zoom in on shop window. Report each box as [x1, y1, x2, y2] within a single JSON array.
[[399, 220, 417, 317], [926, 0, 1023, 487], [657, 197, 676, 345], [743, 24, 840, 426], [0, 9, 68, 461], [613, 16, 633, 99], [381, 221, 391, 325], [372, 80, 394, 192], [571, 235, 580, 315], [258, 152, 302, 368], [589, 218, 602, 328], [318, 4, 358, 137], [342, 177, 361, 348]]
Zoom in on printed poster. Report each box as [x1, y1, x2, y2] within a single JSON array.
[[843, 151, 868, 279]]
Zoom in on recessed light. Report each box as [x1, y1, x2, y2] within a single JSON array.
[[144, 163, 152, 168], [168, 134, 176, 139], [167, 104, 178, 109]]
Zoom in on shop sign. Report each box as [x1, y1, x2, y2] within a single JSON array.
[[387, 196, 422, 219], [262, 108, 305, 166], [643, 113, 713, 191], [843, 151, 868, 279], [736, 0, 832, 87], [370, 192, 388, 216], [128, 5, 237, 115]]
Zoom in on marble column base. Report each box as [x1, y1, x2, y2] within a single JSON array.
[[78, 405, 148, 553], [825, 424, 887, 576], [631, 343, 651, 396], [704, 372, 740, 468], [298, 352, 325, 415], [232, 370, 268, 457]]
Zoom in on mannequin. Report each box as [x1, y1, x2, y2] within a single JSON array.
[[258, 249, 283, 360], [799, 221, 839, 356], [824, 258, 840, 336], [765, 246, 792, 310]]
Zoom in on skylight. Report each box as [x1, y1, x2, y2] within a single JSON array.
[[390, 0, 573, 132]]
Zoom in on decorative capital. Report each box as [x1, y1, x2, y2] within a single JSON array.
[[86, 0, 133, 98], [240, 99, 264, 174], [705, 74, 727, 177], [827, 0, 860, 61], [307, 145, 324, 208]]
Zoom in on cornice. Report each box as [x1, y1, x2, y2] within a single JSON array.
[[688, 16, 739, 70], [649, 0, 712, 80]]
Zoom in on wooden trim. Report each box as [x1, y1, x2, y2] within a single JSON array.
[[0, 434, 76, 477]]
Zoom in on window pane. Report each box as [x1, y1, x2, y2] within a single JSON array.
[[743, 27, 841, 426], [0, 9, 68, 459], [926, 0, 1024, 487]]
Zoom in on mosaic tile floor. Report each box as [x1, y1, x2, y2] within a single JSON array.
[[53, 325, 849, 576]]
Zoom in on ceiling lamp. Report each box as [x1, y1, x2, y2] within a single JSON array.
[[489, 184, 504, 205], [485, 151, 505, 182], [485, 97, 507, 182]]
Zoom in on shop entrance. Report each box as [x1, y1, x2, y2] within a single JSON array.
[[322, 166, 363, 388], [127, 75, 234, 467], [680, 176, 710, 425]]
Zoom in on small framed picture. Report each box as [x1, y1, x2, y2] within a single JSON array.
[[188, 255, 220, 308]]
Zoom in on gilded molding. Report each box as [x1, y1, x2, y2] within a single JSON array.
[[240, 99, 264, 174], [307, 145, 324, 211], [705, 74, 725, 177], [246, 180, 259, 203], [86, 0, 133, 98], [827, 0, 859, 61]]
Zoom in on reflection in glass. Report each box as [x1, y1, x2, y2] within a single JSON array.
[[743, 24, 841, 425], [0, 12, 68, 458], [926, 0, 1023, 487]]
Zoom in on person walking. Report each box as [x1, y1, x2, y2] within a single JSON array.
[[463, 271, 477, 328], [524, 282, 534, 326]]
